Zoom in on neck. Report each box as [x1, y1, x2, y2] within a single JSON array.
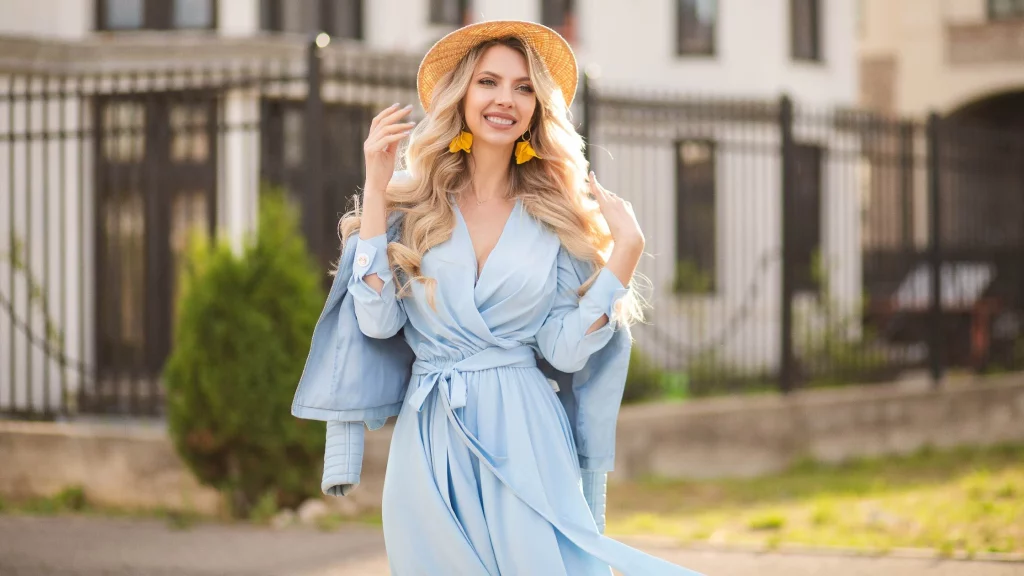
[[467, 139, 514, 202]]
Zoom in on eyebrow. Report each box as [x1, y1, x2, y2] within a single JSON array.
[[478, 71, 532, 83]]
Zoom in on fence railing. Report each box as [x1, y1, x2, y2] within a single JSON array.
[[2, 37, 1022, 418]]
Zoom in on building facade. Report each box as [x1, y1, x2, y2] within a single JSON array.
[[0, 0, 861, 415]]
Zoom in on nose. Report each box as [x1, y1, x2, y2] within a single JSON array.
[[494, 85, 514, 107]]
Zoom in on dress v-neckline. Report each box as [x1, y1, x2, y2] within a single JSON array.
[[454, 197, 519, 287]]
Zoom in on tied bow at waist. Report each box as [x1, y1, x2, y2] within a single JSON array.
[[409, 346, 538, 412]]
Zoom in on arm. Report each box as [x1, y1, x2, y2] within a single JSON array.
[[347, 231, 407, 339], [535, 247, 630, 373]]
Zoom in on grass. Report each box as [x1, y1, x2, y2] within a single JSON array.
[[606, 443, 1024, 557], [5, 444, 1022, 558], [0, 486, 205, 530]]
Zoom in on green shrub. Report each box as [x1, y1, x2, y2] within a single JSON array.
[[623, 348, 668, 403], [53, 486, 87, 511], [164, 189, 326, 518]]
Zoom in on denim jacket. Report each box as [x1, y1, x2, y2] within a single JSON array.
[[291, 202, 632, 500]]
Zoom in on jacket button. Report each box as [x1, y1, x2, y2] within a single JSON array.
[[356, 253, 370, 267]]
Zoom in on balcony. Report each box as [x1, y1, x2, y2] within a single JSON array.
[[947, 18, 1024, 65]]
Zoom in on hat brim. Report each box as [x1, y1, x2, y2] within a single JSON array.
[[416, 20, 578, 113]]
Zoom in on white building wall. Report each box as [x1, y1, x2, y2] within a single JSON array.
[[0, 79, 95, 413], [0, 0, 92, 39], [860, 0, 1024, 115], [0, 0, 862, 385]]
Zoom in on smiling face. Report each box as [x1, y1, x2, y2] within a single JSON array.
[[462, 43, 538, 151]]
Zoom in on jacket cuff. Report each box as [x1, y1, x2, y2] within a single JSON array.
[[581, 469, 608, 534], [322, 421, 364, 497], [351, 234, 393, 284], [580, 268, 629, 329]]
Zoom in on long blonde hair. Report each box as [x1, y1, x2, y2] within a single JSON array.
[[339, 36, 645, 326]]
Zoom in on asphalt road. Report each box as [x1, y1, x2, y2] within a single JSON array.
[[1, 514, 1021, 576]]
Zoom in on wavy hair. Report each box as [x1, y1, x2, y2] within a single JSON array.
[[338, 36, 646, 326]]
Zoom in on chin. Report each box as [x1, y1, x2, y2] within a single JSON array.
[[474, 132, 519, 149]]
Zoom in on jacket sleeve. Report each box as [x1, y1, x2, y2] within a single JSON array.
[[535, 246, 630, 373], [322, 421, 363, 496], [581, 469, 607, 533], [347, 233, 408, 339]]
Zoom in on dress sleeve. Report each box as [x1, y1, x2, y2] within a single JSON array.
[[347, 233, 408, 339], [535, 246, 630, 373]]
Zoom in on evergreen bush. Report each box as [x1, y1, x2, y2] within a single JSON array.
[[163, 189, 325, 517]]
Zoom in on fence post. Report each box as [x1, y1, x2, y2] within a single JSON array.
[[779, 94, 795, 394], [926, 112, 944, 387], [304, 34, 326, 268], [580, 71, 592, 164], [899, 121, 914, 249]]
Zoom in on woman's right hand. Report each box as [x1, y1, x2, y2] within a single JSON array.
[[364, 103, 415, 195]]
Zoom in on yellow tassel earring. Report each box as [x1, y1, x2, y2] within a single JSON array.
[[515, 128, 539, 164], [449, 130, 473, 154]]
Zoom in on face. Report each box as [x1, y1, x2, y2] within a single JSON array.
[[462, 44, 538, 151]]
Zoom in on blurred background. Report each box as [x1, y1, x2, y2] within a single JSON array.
[[0, 1, 1022, 574]]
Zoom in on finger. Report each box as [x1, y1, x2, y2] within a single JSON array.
[[376, 105, 414, 132], [589, 171, 608, 203], [375, 131, 411, 151], [371, 103, 400, 132], [377, 121, 416, 136], [366, 123, 414, 151]]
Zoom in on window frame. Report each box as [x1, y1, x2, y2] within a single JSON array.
[[261, 0, 364, 40], [95, 0, 219, 31], [429, 0, 469, 26], [790, 0, 822, 63], [988, 0, 1024, 21], [675, 0, 717, 57], [791, 142, 824, 293], [540, 0, 577, 43], [673, 139, 718, 295]]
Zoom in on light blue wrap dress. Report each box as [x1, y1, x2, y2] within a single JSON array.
[[347, 196, 703, 575]]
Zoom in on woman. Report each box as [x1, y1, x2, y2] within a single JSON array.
[[342, 20, 703, 576]]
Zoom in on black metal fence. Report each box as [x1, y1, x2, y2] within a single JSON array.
[[2, 39, 1022, 418]]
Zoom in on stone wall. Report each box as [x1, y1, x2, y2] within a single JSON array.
[[0, 420, 222, 514], [2, 373, 1022, 512], [614, 373, 1024, 480]]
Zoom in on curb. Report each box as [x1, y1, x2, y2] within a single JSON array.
[[617, 534, 1024, 564]]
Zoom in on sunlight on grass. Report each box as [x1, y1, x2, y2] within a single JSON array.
[[606, 444, 1024, 556]]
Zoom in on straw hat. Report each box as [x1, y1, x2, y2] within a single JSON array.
[[416, 20, 578, 112]]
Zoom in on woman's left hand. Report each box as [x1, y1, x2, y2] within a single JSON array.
[[589, 171, 645, 250]]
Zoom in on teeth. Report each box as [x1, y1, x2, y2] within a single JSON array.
[[486, 116, 514, 125]]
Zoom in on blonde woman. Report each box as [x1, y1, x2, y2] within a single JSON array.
[[320, 20, 703, 576]]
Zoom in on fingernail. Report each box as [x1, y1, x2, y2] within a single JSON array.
[[403, 104, 414, 110], [392, 102, 400, 108]]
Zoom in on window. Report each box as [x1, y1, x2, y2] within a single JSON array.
[[791, 0, 821, 62], [792, 143, 823, 292], [676, 0, 716, 56], [261, 0, 364, 40], [989, 0, 1024, 20], [430, 0, 468, 26], [97, 0, 216, 31], [541, 0, 576, 43], [674, 140, 716, 294]]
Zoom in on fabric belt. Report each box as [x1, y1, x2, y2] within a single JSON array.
[[408, 345, 538, 412]]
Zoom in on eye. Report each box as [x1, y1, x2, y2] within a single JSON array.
[[517, 84, 535, 93], [478, 78, 496, 86]]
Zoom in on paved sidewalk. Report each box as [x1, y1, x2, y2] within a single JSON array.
[[1, 514, 1021, 576]]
